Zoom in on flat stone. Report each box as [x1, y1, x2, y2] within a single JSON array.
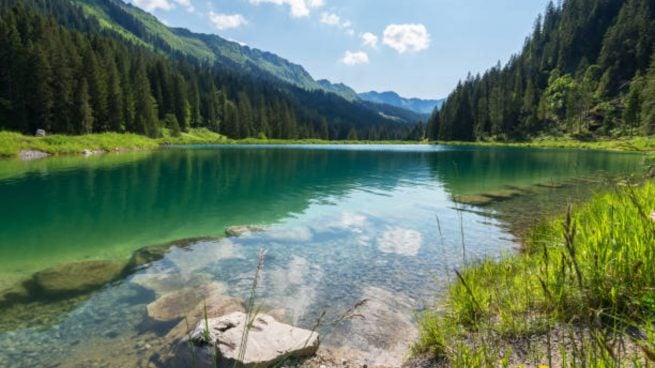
[[126, 236, 220, 271], [164, 292, 246, 344], [32, 260, 126, 296], [480, 189, 523, 200], [146, 282, 228, 322], [225, 225, 266, 237], [82, 149, 107, 156], [0, 282, 30, 307], [453, 194, 495, 206], [19, 150, 50, 160], [175, 312, 319, 368]]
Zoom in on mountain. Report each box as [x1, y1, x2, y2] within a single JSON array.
[[317, 80, 360, 102], [0, 0, 423, 140], [428, 0, 655, 142], [75, 0, 323, 91], [359, 91, 444, 115]]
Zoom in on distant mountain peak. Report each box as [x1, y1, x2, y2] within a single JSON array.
[[359, 91, 444, 115]]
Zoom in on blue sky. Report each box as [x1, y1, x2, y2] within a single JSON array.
[[130, 0, 550, 99]]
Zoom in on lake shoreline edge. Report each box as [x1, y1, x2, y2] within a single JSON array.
[[2, 130, 655, 160], [409, 178, 655, 366]]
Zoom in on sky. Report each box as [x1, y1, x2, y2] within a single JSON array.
[[129, 0, 551, 99]]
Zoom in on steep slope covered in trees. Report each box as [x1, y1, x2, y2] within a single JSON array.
[[0, 0, 420, 140], [427, 0, 655, 141]]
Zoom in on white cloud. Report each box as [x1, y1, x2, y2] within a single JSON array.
[[377, 227, 422, 256], [320, 12, 341, 26], [341, 50, 369, 66], [383, 23, 431, 53], [132, 0, 173, 12], [174, 0, 194, 12], [320, 12, 354, 35], [209, 11, 247, 30], [361, 32, 378, 48], [249, 0, 323, 18]]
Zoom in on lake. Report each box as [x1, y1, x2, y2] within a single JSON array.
[[0, 145, 644, 367]]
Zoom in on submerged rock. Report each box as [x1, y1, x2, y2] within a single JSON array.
[[32, 260, 126, 296], [225, 225, 266, 238], [163, 292, 246, 343], [126, 236, 220, 271], [18, 150, 50, 160], [0, 282, 30, 307], [146, 282, 228, 322], [453, 194, 495, 206], [173, 312, 319, 368]]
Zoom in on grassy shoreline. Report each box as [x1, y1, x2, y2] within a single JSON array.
[[2, 130, 655, 159], [413, 180, 655, 366]]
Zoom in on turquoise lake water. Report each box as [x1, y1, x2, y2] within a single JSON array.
[[0, 145, 644, 367]]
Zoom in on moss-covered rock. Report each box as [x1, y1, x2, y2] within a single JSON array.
[[126, 236, 220, 271], [453, 194, 495, 206], [32, 260, 126, 296], [225, 225, 266, 237]]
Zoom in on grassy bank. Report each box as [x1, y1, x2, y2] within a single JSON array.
[[2, 130, 655, 159], [432, 135, 655, 152], [0, 129, 229, 158], [0, 130, 422, 158], [414, 180, 655, 366]]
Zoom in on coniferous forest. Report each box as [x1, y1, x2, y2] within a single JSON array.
[[428, 0, 655, 141], [0, 0, 420, 141]]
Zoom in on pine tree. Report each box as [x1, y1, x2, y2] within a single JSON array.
[[74, 78, 94, 134]]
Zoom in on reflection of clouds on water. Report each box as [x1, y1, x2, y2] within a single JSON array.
[[167, 239, 241, 271], [261, 256, 323, 325], [377, 227, 422, 256], [310, 212, 368, 234], [339, 212, 367, 231], [265, 227, 313, 242], [327, 287, 418, 367], [357, 235, 371, 246]]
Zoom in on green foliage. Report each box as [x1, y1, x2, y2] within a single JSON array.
[[429, 0, 655, 142], [415, 181, 655, 365], [0, 0, 418, 142]]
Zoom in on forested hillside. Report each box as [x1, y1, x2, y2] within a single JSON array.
[[427, 0, 655, 141], [0, 0, 418, 140]]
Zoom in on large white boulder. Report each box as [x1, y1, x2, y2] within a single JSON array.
[[175, 311, 319, 367]]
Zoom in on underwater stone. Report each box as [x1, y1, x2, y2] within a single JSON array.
[[225, 225, 266, 237], [126, 236, 220, 271], [453, 194, 495, 206], [146, 282, 228, 321], [32, 260, 126, 296]]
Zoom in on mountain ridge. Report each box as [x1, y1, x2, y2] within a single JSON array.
[[359, 91, 444, 115]]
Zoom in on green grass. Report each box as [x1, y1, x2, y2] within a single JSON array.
[[3, 129, 655, 160], [414, 180, 655, 366], [432, 135, 655, 152], [0, 131, 159, 157]]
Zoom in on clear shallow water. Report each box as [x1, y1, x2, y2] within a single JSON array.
[[0, 145, 644, 367]]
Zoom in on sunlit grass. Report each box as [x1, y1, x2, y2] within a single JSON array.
[[414, 181, 655, 366], [433, 135, 655, 152]]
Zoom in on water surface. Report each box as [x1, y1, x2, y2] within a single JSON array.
[[0, 145, 643, 367]]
